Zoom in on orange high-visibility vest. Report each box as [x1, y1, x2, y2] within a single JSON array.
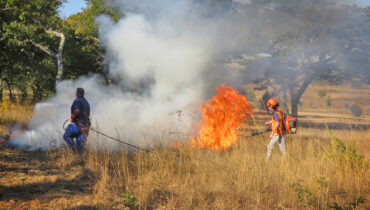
[[271, 109, 284, 136]]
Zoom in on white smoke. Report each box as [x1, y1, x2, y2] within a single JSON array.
[[10, 0, 217, 150], [10, 0, 366, 150]]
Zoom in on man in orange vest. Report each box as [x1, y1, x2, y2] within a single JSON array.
[[264, 98, 287, 159]]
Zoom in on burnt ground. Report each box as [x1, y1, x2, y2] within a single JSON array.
[[0, 142, 98, 209]]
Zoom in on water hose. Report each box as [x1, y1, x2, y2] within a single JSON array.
[[63, 119, 150, 152]]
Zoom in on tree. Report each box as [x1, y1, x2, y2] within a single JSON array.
[[231, 1, 370, 116], [0, 0, 66, 101], [62, 0, 122, 80], [0, 0, 121, 102]]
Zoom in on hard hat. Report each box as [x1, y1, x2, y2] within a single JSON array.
[[266, 98, 279, 107]]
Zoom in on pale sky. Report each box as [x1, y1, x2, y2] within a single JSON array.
[[59, 0, 87, 18], [358, 0, 370, 6]]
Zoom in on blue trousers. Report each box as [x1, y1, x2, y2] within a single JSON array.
[[63, 123, 86, 150]]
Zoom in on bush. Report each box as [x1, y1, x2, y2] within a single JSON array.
[[349, 104, 362, 117], [326, 96, 331, 107], [121, 188, 137, 208], [318, 90, 326, 98], [326, 130, 368, 171]]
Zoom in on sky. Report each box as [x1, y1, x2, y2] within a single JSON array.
[[59, 0, 87, 18], [358, 0, 370, 6]]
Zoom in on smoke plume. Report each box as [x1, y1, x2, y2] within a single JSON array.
[[10, 0, 368, 150]]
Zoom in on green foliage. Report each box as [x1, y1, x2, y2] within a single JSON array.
[[318, 90, 326, 98], [349, 104, 362, 117], [329, 197, 365, 210], [121, 187, 137, 208], [0, 0, 121, 101], [326, 130, 368, 172], [67, 0, 122, 37], [292, 176, 332, 208], [292, 183, 318, 208], [0, 0, 65, 101]]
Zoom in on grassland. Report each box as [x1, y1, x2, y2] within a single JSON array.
[[0, 83, 369, 209]]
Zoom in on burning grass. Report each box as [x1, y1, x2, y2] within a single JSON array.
[[191, 84, 253, 151]]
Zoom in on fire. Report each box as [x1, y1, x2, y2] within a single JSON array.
[[191, 84, 253, 151]]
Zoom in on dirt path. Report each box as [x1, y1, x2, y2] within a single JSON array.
[[0, 142, 97, 209]]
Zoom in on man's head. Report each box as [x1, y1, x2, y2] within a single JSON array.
[[266, 98, 279, 111], [76, 87, 85, 97]]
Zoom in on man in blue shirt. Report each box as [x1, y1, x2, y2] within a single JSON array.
[[63, 87, 91, 151]]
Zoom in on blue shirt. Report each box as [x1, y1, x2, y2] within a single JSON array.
[[71, 96, 90, 124], [273, 111, 280, 121]]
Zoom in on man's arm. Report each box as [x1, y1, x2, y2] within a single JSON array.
[[70, 99, 82, 122], [265, 120, 272, 126], [71, 109, 80, 122], [270, 121, 279, 138]]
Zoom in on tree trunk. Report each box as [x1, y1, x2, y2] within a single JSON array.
[[289, 73, 314, 117], [7, 83, 15, 102], [45, 29, 65, 81], [0, 86, 3, 102], [0, 79, 3, 102], [28, 27, 65, 83], [291, 103, 298, 117], [282, 90, 290, 114], [32, 82, 43, 103], [20, 86, 28, 104]]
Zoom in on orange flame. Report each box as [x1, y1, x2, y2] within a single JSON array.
[[191, 84, 253, 151]]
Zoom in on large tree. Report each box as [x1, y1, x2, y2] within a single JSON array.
[[62, 0, 122, 80], [0, 0, 66, 101], [0, 0, 122, 101], [230, 1, 370, 116]]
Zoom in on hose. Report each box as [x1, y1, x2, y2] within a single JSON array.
[[63, 119, 150, 152]]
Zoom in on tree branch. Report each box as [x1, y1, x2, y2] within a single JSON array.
[[77, 36, 101, 43], [30, 18, 66, 81], [26, 39, 56, 57], [0, 7, 17, 11], [45, 29, 65, 81]]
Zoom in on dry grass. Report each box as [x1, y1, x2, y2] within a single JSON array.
[[77, 127, 368, 209], [1, 128, 368, 209], [0, 83, 369, 209], [0, 99, 33, 135]]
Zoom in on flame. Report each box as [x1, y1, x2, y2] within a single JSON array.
[[191, 84, 253, 151]]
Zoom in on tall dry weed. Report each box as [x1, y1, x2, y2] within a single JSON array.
[[75, 127, 369, 209]]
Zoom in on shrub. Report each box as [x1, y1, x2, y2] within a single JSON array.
[[121, 188, 137, 208], [326, 130, 368, 171], [318, 90, 326, 98], [292, 183, 318, 207], [0, 99, 10, 111], [326, 96, 331, 107], [349, 104, 362, 117]]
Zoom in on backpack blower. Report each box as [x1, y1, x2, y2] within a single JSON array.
[[283, 115, 297, 134], [244, 98, 297, 137]]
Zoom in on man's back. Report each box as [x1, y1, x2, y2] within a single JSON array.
[[71, 96, 90, 124]]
